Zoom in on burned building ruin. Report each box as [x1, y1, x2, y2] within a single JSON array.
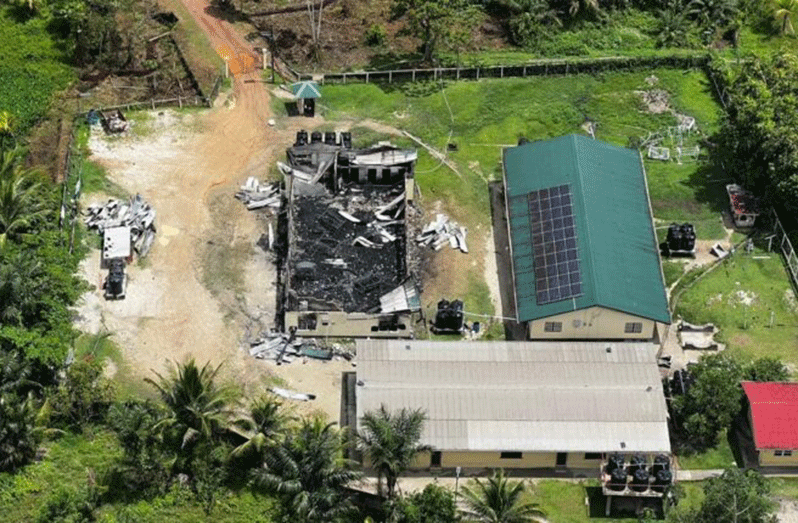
[[281, 131, 421, 338]]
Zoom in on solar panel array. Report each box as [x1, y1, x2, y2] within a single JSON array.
[[527, 184, 584, 305]]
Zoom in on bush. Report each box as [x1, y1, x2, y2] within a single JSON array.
[[49, 358, 116, 430], [365, 24, 387, 46]]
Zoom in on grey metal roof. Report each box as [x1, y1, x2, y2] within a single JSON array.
[[355, 340, 670, 454]]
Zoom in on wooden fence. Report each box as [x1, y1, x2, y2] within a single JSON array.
[[300, 54, 710, 85], [771, 210, 798, 291]]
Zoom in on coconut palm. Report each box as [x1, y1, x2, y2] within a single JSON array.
[[253, 416, 361, 523], [145, 359, 235, 450], [357, 405, 431, 499], [459, 470, 546, 523], [0, 148, 46, 249], [774, 0, 798, 34], [0, 393, 40, 472], [231, 393, 292, 460]]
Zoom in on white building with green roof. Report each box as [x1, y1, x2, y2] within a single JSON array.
[[502, 135, 670, 340]]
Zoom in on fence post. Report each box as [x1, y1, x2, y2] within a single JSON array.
[[366, 72, 369, 83], [412, 69, 415, 82], [523, 66, 526, 77], [389, 71, 392, 83], [343, 73, 347, 84], [500, 66, 504, 78], [476, 68, 480, 80]]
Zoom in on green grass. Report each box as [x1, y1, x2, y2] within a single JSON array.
[[0, 430, 121, 521], [74, 333, 152, 399], [0, 430, 277, 522], [663, 260, 687, 288], [0, 5, 74, 135], [677, 430, 737, 469], [674, 246, 798, 365], [530, 479, 704, 522]]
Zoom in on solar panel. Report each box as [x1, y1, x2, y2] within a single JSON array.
[[528, 184, 584, 305]]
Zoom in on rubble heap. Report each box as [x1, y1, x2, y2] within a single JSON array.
[[85, 194, 156, 257], [235, 177, 281, 211], [289, 184, 407, 313], [416, 213, 468, 253], [248, 332, 353, 364]]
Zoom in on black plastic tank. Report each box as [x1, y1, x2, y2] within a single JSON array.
[[324, 132, 336, 145], [628, 454, 646, 474], [107, 260, 125, 297], [310, 131, 322, 144], [341, 132, 352, 149], [295, 130, 308, 146], [652, 454, 670, 474], [630, 467, 650, 492], [606, 453, 625, 474], [607, 467, 627, 491], [652, 469, 672, 493]]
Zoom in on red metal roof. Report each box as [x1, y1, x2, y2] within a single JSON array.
[[742, 381, 798, 450]]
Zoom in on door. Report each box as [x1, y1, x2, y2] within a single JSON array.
[[430, 451, 442, 468], [556, 452, 567, 467]]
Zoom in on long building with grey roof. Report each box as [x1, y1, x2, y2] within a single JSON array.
[[344, 339, 670, 472]]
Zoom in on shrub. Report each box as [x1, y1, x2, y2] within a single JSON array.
[[365, 24, 387, 46]]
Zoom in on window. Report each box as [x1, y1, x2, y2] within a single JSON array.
[[500, 452, 523, 459], [624, 322, 643, 334], [544, 322, 562, 333], [430, 451, 442, 467], [775, 450, 793, 457], [584, 453, 603, 460]]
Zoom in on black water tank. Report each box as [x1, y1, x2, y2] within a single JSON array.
[[630, 468, 650, 492], [607, 467, 627, 491], [652, 454, 670, 474], [310, 131, 322, 144], [628, 454, 646, 474], [606, 453, 625, 474], [680, 223, 696, 251], [324, 132, 336, 145], [341, 132, 352, 149], [652, 469, 672, 493], [295, 130, 308, 146]]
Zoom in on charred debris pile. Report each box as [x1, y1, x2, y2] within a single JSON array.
[[284, 130, 420, 315]]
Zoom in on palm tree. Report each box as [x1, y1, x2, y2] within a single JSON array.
[[0, 111, 14, 150], [231, 393, 292, 460], [0, 393, 41, 472], [145, 359, 235, 451], [0, 148, 46, 249], [253, 416, 361, 523], [459, 470, 546, 523], [357, 405, 431, 499], [774, 0, 798, 34]]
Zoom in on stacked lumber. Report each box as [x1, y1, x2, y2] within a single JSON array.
[[85, 194, 156, 257]]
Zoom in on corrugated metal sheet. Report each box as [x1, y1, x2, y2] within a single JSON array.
[[356, 340, 670, 453], [502, 135, 670, 324]]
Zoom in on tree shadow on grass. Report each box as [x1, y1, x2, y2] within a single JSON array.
[[684, 159, 733, 216]]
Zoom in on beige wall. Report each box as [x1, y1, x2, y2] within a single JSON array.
[[527, 306, 656, 340], [758, 449, 798, 467], [285, 311, 413, 338]]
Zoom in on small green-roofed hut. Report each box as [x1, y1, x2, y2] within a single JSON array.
[[291, 81, 321, 99], [502, 134, 670, 340]]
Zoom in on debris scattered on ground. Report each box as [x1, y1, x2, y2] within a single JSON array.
[[416, 213, 468, 253], [235, 177, 281, 211], [638, 89, 671, 114], [678, 320, 721, 351], [730, 289, 757, 307], [269, 387, 316, 401], [247, 332, 353, 364], [710, 243, 729, 259], [85, 194, 156, 257]]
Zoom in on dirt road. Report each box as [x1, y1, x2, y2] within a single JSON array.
[[76, 1, 352, 421]]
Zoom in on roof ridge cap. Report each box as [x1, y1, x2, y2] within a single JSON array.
[[570, 134, 601, 309]]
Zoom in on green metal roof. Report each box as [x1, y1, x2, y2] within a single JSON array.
[[503, 135, 670, 324], [291, 81, 321, 99]]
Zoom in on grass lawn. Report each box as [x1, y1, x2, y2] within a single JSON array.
[[0, 5, 74, 135], [673, 245, 798, 365], [676, 430, 737, 470], [316, 68, 725, 322], [0, 430, 277, 522], [530, 479, 705, 521]]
